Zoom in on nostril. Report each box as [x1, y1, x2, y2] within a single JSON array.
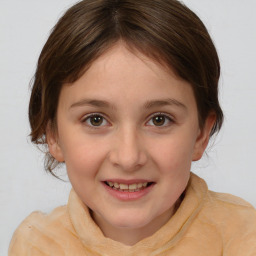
[[108, 136, 147, 171]]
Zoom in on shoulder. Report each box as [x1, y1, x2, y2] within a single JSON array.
[[202, 190, 256, 254], [8, 205, 74, 256], [205, 190, 256, 220], [190, 173, 256, 222], [189, 174, 256, 253], [208, 190, 254, 208]]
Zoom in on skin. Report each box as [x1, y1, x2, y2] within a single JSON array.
[[47, 42, 215, 245]]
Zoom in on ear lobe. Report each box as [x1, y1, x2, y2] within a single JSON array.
[[192, 113, 216, 161], [46, 123, 65, 162]]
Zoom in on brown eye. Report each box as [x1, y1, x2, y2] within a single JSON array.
[[83, 114, 108, 127], [89, 115, 103, 126], [152, 116, 166, 126], [147, 114, 173, 127]]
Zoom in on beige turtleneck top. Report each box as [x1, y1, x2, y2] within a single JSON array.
[[9, 173, 256, 255]]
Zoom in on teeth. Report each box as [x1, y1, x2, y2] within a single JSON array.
[[106, 181, 150, 191], [142, 182, 147, 187], [129, 184, 137, 190], [120, 184, 128, 189]]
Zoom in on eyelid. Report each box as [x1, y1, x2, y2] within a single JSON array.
[[81, 112, 104, 121], [146, 112, 174, 126], [80, 112, 174, 127], [81, 112, 111, 127], [149, 112, 174, 119]]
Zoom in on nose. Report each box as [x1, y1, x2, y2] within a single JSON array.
[[109, 126, 147, 172]]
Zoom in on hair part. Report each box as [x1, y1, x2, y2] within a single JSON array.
[[29, 0, 223, 174]]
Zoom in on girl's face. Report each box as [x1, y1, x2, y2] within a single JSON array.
[[48, 43, 214, 244]]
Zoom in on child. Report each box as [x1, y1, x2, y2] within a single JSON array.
[[9, 0, 256, 255]]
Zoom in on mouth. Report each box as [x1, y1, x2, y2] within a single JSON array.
[[104, 181, 155, 192]]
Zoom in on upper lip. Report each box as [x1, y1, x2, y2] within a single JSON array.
[[103, 179, 154, 185]]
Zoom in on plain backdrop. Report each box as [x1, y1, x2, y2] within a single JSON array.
[[1, 0, 256, 254]]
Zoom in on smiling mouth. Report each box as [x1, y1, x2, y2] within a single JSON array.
[[104, 181, 154, 192]]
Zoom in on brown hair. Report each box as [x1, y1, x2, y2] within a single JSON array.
[[29, 0, 223, 174]]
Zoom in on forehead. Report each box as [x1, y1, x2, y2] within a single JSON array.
[[87, 43, 179, 82], [59, 42, 196, 112]]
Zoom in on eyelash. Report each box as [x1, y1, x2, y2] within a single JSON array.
[[146, 112, 174, 127], [81, 112, 174, 128], [81, 113, 109, 129]]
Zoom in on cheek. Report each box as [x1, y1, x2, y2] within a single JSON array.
[[62, 138, 109, 177], [149, 135, 195, 175]]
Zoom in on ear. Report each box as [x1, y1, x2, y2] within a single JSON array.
[[46, 123, 65, 162], [192, 112, 216, 161]]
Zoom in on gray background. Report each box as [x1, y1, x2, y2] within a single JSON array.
[[1, 0, 256, 254]]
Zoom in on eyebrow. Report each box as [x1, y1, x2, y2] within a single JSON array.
[[70, 99, 114, 109], [70, 98, 187, 110], [144, 98, 187, 110]]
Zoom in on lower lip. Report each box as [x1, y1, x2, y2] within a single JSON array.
[[102, 182, 155, 201]]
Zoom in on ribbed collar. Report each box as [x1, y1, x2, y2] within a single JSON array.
[[68, 173, 207, 256]]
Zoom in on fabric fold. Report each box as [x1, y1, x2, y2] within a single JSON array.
[[9, 172, 256, 256]]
